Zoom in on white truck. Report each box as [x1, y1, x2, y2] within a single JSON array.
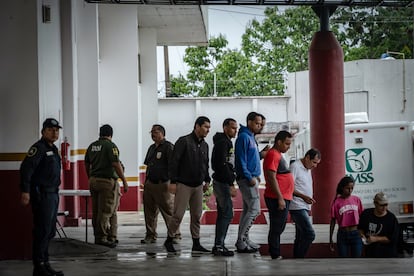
[[345, 121, 414, 224], [345, 121, 414, 254]]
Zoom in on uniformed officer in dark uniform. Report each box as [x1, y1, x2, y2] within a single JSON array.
[[141, 124, 180, 244], [20, 118, 64, 276]]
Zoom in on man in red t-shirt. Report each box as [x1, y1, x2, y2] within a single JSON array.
[[263, 130, 294, 260]]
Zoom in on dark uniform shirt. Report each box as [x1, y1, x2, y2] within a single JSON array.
[[169, 131, 211, 187], [211, 132, 236, 185], [20, 138, 61, 193], [144, 139, 174, 183], [85, 138, 120, 179]]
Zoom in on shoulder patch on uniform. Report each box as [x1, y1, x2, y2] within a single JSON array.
[[27, 146, 38, 157], [112, 148, 119, 156]]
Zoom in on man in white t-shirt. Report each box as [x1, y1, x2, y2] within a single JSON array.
[[289, 148, 321, 258]]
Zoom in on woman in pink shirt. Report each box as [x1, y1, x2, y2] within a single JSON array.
[[329, 176, 363, 257]]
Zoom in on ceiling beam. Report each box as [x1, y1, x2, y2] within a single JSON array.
[[85, 0, 414, 7]]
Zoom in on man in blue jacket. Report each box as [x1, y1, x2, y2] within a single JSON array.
[[235, 112, 263, 253]]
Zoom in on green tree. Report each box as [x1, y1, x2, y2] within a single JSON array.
[[170, 73, 191, 96], [241, 6, 320, 87], [169, 6, 413, 97], [170, 34, 263, 96], [332, 6, 413, 60], [172, 35, 229, 96]]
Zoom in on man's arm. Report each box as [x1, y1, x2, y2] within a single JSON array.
[[203, 143, 211, 184], [166, 141, 174, 181], [291, 162, 315, 204], [329, 218, 336, 251], [169, 137, 185, 184], [264, 169, 285, 210], [113, 161, 128, 193], [20, 144, 44, 205], [84, 161, 90, 178], [235, 135, 252, 181], [293, 190, 316, 205]]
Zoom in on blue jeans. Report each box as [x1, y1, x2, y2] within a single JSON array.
[[213, 180, 234, 247], [236, 178, 260, 249], [289, 209, 315, 258], [265, 197, 290, 258], [337, 229, 363, 257]]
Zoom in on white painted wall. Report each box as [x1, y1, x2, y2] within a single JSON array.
[[157, 96, 289, 150], [98, 5, 140, 180], [138, 28, 159, 165], [37, 0, 63, 126], [0, 0, 39, 154], [287, 59, 414, 123], [67, 0, 100, 158], [0, 0, 63, 154]]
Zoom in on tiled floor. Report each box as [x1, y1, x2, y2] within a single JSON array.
[[0, 212, 413, 276]]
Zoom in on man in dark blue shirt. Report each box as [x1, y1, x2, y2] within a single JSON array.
[[141, 124, 180, 244], [20, 118, 64, 276]]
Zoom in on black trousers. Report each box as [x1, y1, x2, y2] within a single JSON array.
[[31, 192, 59, 264]]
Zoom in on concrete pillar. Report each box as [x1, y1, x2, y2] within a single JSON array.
[[60, 0, 100, 224], [0, 0, 63, 259], [309, 30, 345, 224], [138, 27, 159, 163], [98, 5, 140, 210]]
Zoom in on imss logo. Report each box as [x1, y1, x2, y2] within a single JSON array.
[[345, 148, 374, 183]]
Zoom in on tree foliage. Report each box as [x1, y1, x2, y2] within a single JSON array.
[[168, 6, 413, 97], [333, 6, 413, 60]]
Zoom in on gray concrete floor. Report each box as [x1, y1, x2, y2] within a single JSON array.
[[0, 211, 413, 276]]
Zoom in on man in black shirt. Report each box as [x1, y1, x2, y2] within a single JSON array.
[[358, 192, 399, 257], [164, 116, 211, 253], [141, 124, 180, 244], [211, 118, 238, 256]]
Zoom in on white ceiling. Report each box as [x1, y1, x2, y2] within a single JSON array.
[[137, 5, 209, 46]]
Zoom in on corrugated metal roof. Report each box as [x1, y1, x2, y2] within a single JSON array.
[[86, 0, 414, 7]]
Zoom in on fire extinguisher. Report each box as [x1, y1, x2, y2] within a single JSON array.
[[61, 137, 71, 171]]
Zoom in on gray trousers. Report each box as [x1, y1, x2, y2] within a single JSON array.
[[235, 178, 260, 249], [168, 183, 203, 239]]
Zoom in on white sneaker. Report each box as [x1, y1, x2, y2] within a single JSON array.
[[246, 239, 260, 249]]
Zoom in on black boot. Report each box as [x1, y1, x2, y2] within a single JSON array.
[[44, 262, 64, 276], [192, 238, 210, 253], [33, 263, 52, 276], [164, 236, 176, 253]]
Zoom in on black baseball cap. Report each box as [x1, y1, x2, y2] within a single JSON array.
[[42, 118, 62, 129]]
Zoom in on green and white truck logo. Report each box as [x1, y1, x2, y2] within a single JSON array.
[[346, 148, 374, 183]]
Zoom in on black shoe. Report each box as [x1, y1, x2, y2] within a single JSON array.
[[44, 262, 64, 276], [108, 239, 119, 244], [33, 263, 53, 276], [192, 244, 210, 253], [236, 246, 258, 253], [141, 237, 156, 244], [164, 239, 176, 253], [212, 246, 234, 257], [96, 240, 116, 248]]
